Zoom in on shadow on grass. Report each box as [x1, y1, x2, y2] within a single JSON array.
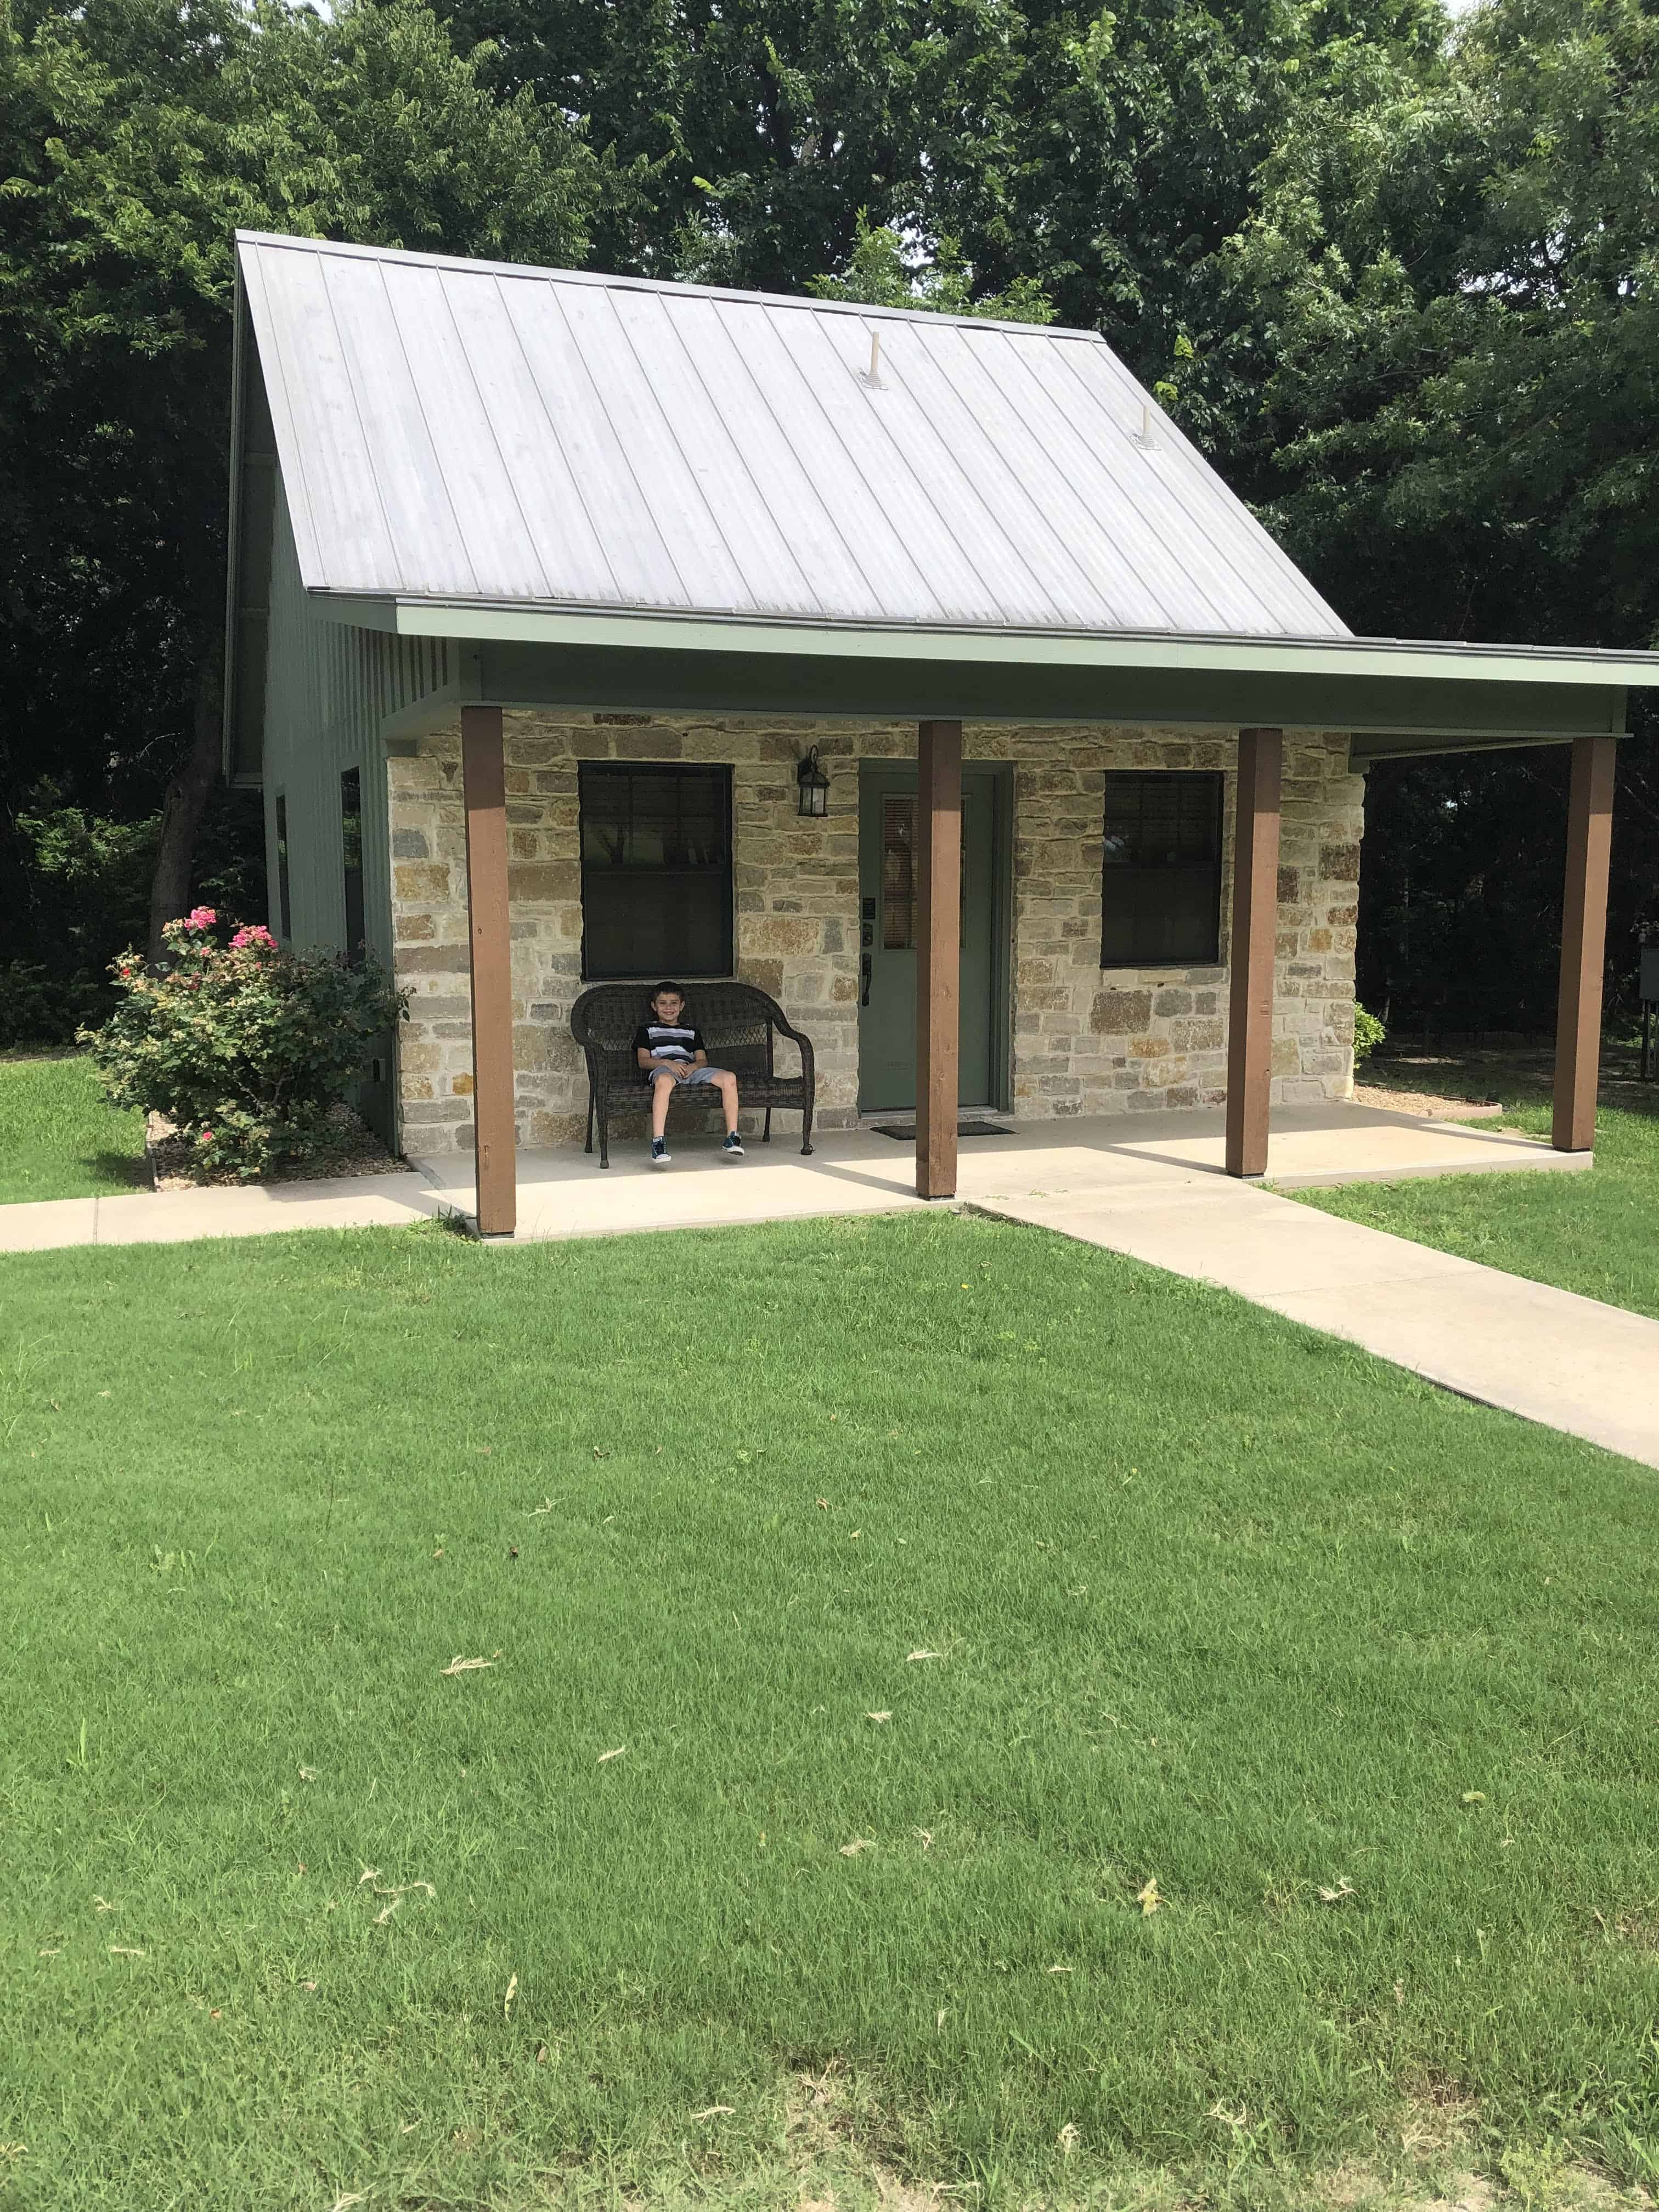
[[78, 1148, 150, 1191]]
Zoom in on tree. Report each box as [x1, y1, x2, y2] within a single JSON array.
[[437, 0, 1443, 379], [1220, 0, 1659, 1024], [0, 0, 597, 966], [807, 211, 1054, 319]]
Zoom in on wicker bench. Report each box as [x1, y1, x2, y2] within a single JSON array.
[[571, 982, 816, 1169]]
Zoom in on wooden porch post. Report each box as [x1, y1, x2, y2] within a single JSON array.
[[1552, 732, 1616, 1153], [916, 719, 962, 1199], [1224, 726, 1283, 1179], [461, 704, 517, 1236]]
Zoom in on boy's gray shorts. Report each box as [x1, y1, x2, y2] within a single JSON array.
[[644, 1064, 731, 1086]]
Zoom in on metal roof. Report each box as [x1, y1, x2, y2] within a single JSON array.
[[235, 230, 1350, 642]]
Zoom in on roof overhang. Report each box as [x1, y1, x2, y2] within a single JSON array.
[[316, 592, 1647, 759]]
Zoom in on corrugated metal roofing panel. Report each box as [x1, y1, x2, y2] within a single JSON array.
[[235, 230, 1352, 641]]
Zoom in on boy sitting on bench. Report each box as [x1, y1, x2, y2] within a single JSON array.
[[633, 982, 744, 1168]]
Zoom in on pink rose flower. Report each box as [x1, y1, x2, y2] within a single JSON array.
[[230, 924, 276, 950], [197, 1128, 213, 1143], [183, 906, 218, 930]]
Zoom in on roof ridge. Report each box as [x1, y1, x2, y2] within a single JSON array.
[[230, 229, 1104, 342]]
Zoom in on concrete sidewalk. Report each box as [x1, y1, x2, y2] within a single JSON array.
[[0, 1171, 448, 1251], [970, 1178, 1659, 1472]]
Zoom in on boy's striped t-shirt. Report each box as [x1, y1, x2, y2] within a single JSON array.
[[634, 1022, 704, 1073]]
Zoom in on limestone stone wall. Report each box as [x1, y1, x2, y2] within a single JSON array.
[[385, 710, 1362, 1155], [988, 725, 1363, 1116]]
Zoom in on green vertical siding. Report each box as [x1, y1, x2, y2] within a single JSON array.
[[259, 482, 453, 968], [257, 479, 452, 1143]]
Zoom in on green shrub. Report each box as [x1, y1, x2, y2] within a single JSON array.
[[1353, 1002, 1386, 1067], [84, 910, 405, 1178]]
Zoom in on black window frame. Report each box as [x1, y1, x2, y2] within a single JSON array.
[[274, 791, 292, 942], [340, 767, 365, 967], [1099, 769, 1226, 970], [578, 760, 735, 983]]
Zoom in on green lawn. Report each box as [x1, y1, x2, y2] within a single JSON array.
[[1296, 1046, 1659, 1321], [4, 1212, 1659, 2210], [0, 1052, 146, 1204]]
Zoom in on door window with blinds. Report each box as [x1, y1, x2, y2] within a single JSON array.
[[880, 792, 967, 949], [579, 763, 733, 980], [1100, 771, 1224, 967]]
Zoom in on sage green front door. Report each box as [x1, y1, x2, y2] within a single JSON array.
[[857, 764, 1001, 1113]]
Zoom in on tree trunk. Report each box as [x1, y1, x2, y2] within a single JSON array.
[[146, 647, 223, 962]]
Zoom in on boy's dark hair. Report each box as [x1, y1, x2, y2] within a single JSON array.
[[649, 980, 685, 1002]]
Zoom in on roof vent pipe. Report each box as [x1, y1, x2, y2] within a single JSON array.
[[866, 329, 883, 387]]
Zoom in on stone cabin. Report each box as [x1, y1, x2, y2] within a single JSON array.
[[223, 230, 1636, 1229]]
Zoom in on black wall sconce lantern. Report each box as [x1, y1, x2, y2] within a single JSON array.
[[797, 745, 831, 819]]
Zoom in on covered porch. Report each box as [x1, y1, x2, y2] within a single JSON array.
[[450, 699, 1622, 1238]]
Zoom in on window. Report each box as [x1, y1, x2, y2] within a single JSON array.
[[1101, 771, 1224, 968], [340, 768, 365, 966], [274, 793, 292, 941], [579, 763, 733, 980], [880, 791, 968, 950]]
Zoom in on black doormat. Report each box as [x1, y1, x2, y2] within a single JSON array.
[[868, 1120, 1015, 1140]]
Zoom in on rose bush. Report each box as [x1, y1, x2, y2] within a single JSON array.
[[85, 911, 406, 1177]]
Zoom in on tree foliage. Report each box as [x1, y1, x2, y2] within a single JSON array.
[[0, 0, 596, 970], [806, 212, 1055, 320], [1220, 0, 1659, 1023]]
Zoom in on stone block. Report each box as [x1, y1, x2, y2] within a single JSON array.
[[401, 1098, 470, 1125], [394, 862, 450, 901], [738, 958, 785, 999], [746, 915, 823, 957], [1171, 1018, 1223, 1053], [397, 946, 472, 975], [509, 863, 579, 904], [1091, 988, 1152, 1034]]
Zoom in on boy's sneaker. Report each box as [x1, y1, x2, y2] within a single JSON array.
[[721, 1132, 745, 1158], [650, 1138, 671, 1167]]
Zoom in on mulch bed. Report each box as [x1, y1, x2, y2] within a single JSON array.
[[146, 1103, 408, 1190], [1351, 1084, 1504, 1121]]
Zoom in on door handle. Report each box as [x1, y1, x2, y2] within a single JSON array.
[[860, 952, 872, 1007]]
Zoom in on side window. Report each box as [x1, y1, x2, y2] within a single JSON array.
[[1101, 771, 1224, 968], [274, 793, 292, 942], [340, 768, 364, 966]]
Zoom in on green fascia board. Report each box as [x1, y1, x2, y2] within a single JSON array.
[[308, 594, 1647, 744], [471, 642, 1621, 744]]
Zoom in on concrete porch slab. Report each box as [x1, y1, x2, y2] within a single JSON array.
[[409, 1098, 1583, 1239]]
